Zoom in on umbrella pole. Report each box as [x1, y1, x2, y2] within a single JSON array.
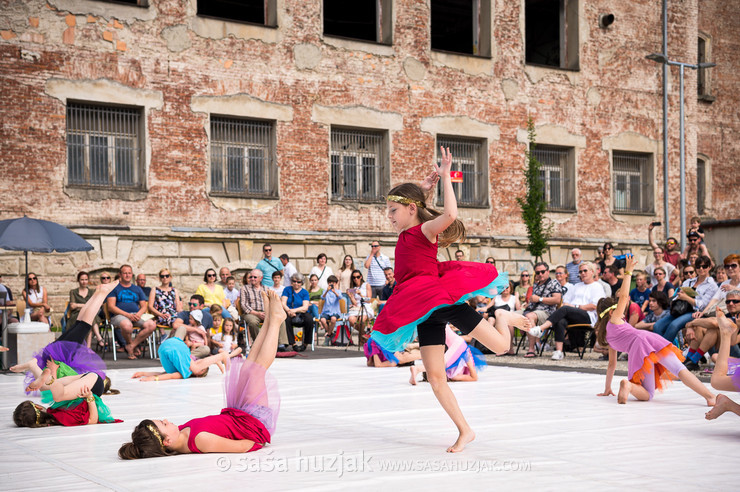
[[24, 251, 29, 322]]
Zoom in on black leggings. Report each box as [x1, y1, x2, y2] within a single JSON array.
[[285, 313, 314, 346], [56, 321, 92, 345], [545, 306, 591, 343], [84, 372, 105, 396]]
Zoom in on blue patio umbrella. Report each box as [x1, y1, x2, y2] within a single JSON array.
[[0, 216, 93, 299]]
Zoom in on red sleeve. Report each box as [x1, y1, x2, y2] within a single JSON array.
[[47, 402, 90, 426]]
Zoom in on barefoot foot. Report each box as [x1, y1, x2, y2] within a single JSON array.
[[266, 289, 287, 323], [705, 393, 733, 420], [706, 394, 717, 407], [10, 359, 33, 373], [447, 428, 475, 453], [409, 366, 420, 385], [618, 379, 631, 404]]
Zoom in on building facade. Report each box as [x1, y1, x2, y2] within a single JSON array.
[[0, 0, 737, 311]]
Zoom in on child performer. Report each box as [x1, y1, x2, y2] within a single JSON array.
[[705, 306, 740, 420], [370, 146, 530, 452], [118, 290, 285, 459], [11, 281, 119, 394], [364, 339, 421, 367], [410, 326, 486, 384], [597, 254, 715, 406]]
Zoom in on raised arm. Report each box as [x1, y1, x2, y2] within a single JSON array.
[[610, 254, 636, 325], [421, 146, 457, 242], [648, 223, 659, 250]]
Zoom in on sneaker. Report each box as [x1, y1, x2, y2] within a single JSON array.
[[684, 360, 700, 371], [528, 326, 543, 338], [618, 352, 628, 361], [551, 350, 564, 360]]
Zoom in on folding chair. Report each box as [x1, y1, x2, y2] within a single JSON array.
[[98, 304, 116, 361], [312, 299, 325, 351]]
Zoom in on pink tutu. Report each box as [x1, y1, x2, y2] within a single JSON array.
[[224, 358, 280, 436], [727, 357, 740, 391]]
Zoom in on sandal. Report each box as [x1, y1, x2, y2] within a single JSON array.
[[524, 351, 536, 358]]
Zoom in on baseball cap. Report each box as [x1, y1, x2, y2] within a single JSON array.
[[687, 231, 700, 239]]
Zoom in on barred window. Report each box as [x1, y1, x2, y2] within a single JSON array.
[[697, 158, 706, 215], [533, 145, 575, 212], [436, 137, 488, 208], [330, 128, 387, 202], [210, 117, 277, 198], [612, 151, 654, 214], [66, 102, 144, 189]]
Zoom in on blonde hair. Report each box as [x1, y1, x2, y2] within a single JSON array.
[[387, 183, 465, 248]]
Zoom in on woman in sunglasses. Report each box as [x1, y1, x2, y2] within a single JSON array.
[[598, 242, 624, 276], [195, 268, 228, 310], [347, 269, 374, 335], [653, 256, 718, 345], [22, 273, 50, 324], [149, 269, 183, 339]]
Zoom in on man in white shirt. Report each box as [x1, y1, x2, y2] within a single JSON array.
[[279, 254, 298, 288], [364, 242, 391, 298]]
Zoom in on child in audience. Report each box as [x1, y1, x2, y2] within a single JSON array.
[[212, 318, 238, 354], [320, 275, 342, 343], [209, 304, 224, 337], [629, 272, 651, 312], [596, 254, 715, 406]]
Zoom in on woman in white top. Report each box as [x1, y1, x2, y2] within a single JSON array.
[[645, 247, 676, 286], [310, 253, 334, 291], [528, 261, 605, 360], [22, 272, 50, 324], [338, 255, 355, 296], [491, 283, 523, 355]]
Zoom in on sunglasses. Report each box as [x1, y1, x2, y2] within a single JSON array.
[[100, 276, 111, 280], [486, 260, 495, 264], [207, 273, 216, 277], [684, 270, 696, 275], [248, 275, 259, 279], [263, 248, 272, 252], [160, 274, 170, 278], [578, 270, 589, 274], [696, 265, 709, 270], [352, 275, 362, 279], [725, 264, 739, 270], [666, 241, 676, 245], [726, 299, 740, 305], [655, 272, 665, 276], [555, 271, 565, 275], [371, 244, 380, 248], [291, 280, 303, 284], [520, 274, 530, 277], [534, 270, 547, 275], [189, 302, 199, 307], [28, 276, 37, 280]]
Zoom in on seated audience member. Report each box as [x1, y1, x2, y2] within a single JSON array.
[[106, 265, 156, 360], [652, 266, 675, 298], [594, 264, 612, 297], [601, 264, 623, 295], [347, 270, 374, 337], [714, 265, 728, 285], [268, 271, 284, 295], [22, 272, 50, 324], [454, 250, 464, 261], [136, 274, 151, 299], [0, 273, 18, 324], [682, 231, 713, 267], [217, 267, 231, 288], [630, 272, 652, 312], [148, 269, 182, 339], [320, 275, 342, 343], [212, 317, 238, 354], [68, 271, 104, 348], [515, 271, 532, 309], [195, 268, 228, 309], [240, 270, 289, 348], [635, 291, 670, 331], [566, 248, 583, 285], [653, 256, 717, 345], [378, 267, 397, 312], [491, 283, 522, 355], [523, 263, 562, 357], [598, 242, 625, 275], [616, 287, 645, 326], [208, 304, 224, 337], [223, 276, 240, 310], [485, 257, 496, 266], [685, 290, 740, 371], [528, 261, 605, 360], [554, 265, 573, 296], [645, 247, 676, 286], [678, 264, 697, 284], [172, 295, 213, 334], [281, 273, 313, 352], [307, 273, 323, 321], [183, 310, 211, 359]]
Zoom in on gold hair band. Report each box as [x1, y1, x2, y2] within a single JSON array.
[[599, 304, 618, 319], [386, 195, 426, 208], [147, 424, 165, 449], [33, 404, 41, 426]]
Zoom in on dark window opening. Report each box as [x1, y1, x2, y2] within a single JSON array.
[[431, 0, 475, 55], [697, 158, 706, 215], [526, 0, 578, 70], [697, 36, 707, 96], [324, 0, 377, 42], [198, 0, 266, 25]]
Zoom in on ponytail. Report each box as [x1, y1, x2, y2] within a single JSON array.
[[594, 297, 617, 347]]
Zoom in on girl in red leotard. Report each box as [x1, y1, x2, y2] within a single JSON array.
[[118, 290, 286, 459]]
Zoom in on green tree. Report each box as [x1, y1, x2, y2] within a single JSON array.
[[516, 118, 552, 262]]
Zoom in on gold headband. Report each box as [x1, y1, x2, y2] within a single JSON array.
[[386, 195, 426, 208], [599, 304, 618, 319], [147, 424, 165, 449], [33, 404, 41, 426]]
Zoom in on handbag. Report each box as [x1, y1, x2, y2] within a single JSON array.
[[670, 299, 693, 318]]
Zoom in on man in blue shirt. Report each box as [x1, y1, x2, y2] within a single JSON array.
[[255, 243, 283, 288], [280, 272, 312, 351], [106, 264, 156, 359]]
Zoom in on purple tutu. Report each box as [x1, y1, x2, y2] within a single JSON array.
[[363, 339, 399, 364], [224, 358, 280, 436], [24, 340, 107, 394], [727, 357, 740, 391]]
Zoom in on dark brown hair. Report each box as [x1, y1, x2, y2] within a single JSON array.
[[118, 420, 177, 459], [595, 297, 618, 347], [387, 183, 465, 248], [13, 401, 58, 428]]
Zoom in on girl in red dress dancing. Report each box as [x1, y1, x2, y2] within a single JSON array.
[[371, 147, 530, 452]]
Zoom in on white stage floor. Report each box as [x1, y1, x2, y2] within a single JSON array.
[[1, 356, 738, 491]]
